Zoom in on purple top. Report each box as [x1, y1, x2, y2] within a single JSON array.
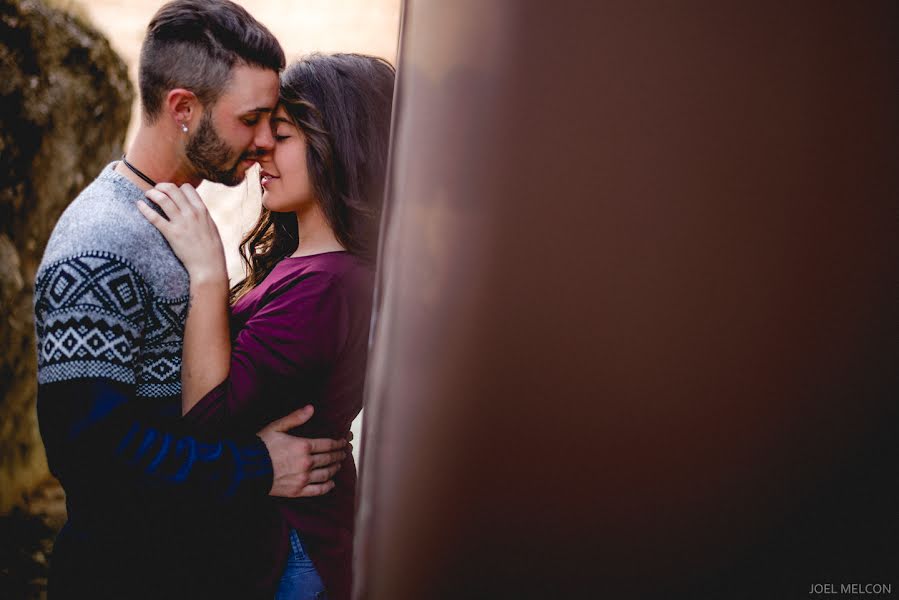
[[184, 251, 374, 599]]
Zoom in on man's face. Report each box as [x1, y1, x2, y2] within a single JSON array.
[[185, 64, 280, 186]]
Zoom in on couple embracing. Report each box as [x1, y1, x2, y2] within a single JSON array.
[[33, 1, 394, 598]]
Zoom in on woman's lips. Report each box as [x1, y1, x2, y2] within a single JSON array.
[[260, 170, 279, 187]]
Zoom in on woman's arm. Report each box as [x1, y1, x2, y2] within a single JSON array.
[[138, 183, 232, 414], [139, 183, 349, 432], [182, 272, 231, 413], [183, 270, 347, 432]]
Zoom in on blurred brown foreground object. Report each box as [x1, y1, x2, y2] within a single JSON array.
[[0, 0, 132, 514], [355, 1, 898, 598]]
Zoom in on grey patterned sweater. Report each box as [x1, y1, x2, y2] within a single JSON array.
[[33, 163, 273, 597], [36, 163, 190, 395]]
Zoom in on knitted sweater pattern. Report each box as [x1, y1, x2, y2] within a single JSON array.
[[34, 163, 190, 397]]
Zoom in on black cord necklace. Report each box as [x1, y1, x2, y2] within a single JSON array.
[[120, 155, 157, 187]]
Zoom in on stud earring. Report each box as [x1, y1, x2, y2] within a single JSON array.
[[181, 123, 188, 133]]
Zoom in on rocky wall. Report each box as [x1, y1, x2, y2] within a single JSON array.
[[0, 0, 133, 512]]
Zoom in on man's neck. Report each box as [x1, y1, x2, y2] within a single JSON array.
[[115, 125, 202, 190]]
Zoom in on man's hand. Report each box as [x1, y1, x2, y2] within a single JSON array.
[[257, 405, 347, 498]]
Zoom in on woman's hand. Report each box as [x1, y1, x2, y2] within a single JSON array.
[[139, 183, 232, 413], [138, 183, 227, 284]]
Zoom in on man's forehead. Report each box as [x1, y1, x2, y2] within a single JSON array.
[[220, 65, 279, 113]]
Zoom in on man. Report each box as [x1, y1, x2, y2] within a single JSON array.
[[33, 1, 346, 597]]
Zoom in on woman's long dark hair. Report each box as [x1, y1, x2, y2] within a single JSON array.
[[230, 53, 396, 303]]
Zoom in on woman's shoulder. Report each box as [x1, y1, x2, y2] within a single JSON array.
[[320, 253, 374, 295], [280, 252, 372, 284], [269, 252, 373, 299]]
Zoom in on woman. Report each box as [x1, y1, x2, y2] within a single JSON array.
[[138, 53, 395, 600]]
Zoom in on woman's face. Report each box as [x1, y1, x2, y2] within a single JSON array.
[[258, 105, 315, 213]]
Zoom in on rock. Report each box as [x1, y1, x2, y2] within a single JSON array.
[[0, 506, 55, 599], [0, 0, 133, 513]]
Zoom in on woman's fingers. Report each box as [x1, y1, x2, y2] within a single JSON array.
[[178, 183, 207, 214], [147, 183, 215, 233], [145, 188, 181, 219], [136, 200, 169, 232], [146, 183, 213, 230], [154, 182, 191, 214], [137, 183, 226, 277]]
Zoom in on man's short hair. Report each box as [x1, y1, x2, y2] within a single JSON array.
[[138, 0, 285, 123]]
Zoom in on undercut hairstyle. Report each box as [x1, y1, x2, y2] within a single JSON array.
[[230, 53, 396, 303], [138, 0, 285, 123]]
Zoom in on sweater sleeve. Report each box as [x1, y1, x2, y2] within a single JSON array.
[[183, 271, 349, 432], [34, 253, 273, 502]]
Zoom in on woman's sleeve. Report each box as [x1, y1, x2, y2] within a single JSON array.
[[182, 271, 349, 431]]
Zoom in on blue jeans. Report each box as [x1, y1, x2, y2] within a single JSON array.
[[275, 529, 327, 600]]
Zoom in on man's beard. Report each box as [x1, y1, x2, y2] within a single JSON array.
[[185, 111, 251, 187]]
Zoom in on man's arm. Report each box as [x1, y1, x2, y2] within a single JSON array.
[[37, 378, 344, 501], [257, 405, 346, 497], [34, 253, 344, 502]]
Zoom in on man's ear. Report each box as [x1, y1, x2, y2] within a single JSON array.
[[165, 88, 199, 130]]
